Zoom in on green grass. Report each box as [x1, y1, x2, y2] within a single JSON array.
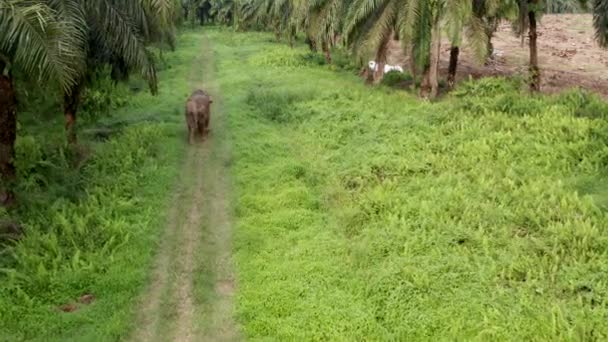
[[0, 30, 206, 340], [4, 26, 608, 341], [207, 29, 608, 340]]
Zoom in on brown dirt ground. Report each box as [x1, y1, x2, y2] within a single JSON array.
[[387, 14, 608, 97]]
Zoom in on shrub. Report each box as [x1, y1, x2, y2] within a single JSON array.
[[449, 77, 549, 116], [249, 46, 307, 68], [555, 88, 608, 119], [245, 87, 316, 123], [14, 136, 44, 181], [1, 125, 164, 307], [80, 75, 130, 121], [301, 52, 327, 66], [300, 50, 359, 73], [331, 51, 358, 72], [452, 77, 523, 98], [381, 71, 414, 88], [492, 93, 546, 116]]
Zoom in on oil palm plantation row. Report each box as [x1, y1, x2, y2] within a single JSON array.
[[181, 0, 237, 25], [0, 0, 181, 204], [225, 0, 606, 98]]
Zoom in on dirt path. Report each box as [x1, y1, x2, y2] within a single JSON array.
[[131, 32, 240, 342]]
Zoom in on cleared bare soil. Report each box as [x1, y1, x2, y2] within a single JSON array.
[[388, 14, 608, 96]]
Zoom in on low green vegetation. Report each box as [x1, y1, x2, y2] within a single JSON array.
[[3, 23, 608, 340], [0, 31, 205, 340], [209, 29, 608, 339]]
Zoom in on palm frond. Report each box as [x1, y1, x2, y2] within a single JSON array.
[[465, 15, 489, 63], [594, 0, 608, 47], [86, 0, 158, 93], [0, 0, 82, 92]]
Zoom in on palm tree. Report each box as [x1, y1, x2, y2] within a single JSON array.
[[295, 0, 348, 64], [53, 0, 178, 143], [514, 0, 542, 92], [514, 0, 606, 92], [445, 0, 476, 89], [345, 0, 472, 95], [0, 0, 82, 205], [592, 0, 607, 47], [445, 0, 518, 89], [210, 0, 238, 25], [344, 0, 403, 83], [240, 0, 296, 42], [473, 0, 518, 63], [546, 0, 585, 12], [182, 0, 234, 25], [400, 0, 476, 98], [426, 0, 444, 98]]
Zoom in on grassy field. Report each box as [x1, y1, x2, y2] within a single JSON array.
[[208, 29, 608, 340], [2, 26, 608, 341], [0, 31, 206, 340]]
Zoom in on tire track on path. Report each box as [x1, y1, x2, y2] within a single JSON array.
[[131, 31, 240, 342]]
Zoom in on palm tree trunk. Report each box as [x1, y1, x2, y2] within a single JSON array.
[[447, 45, 459, 90], [528, 9, 540, 92], [419, 65, 431, 98], [595, 0, 608, 47], [0, 62, 17, 206], [322, 41, 332, 64], [363, 67, 374, 84], [429, 23, 442, 99], [189, 4, 197, 26], [64, 84, 81, 144], [233, 1, 239, 30], [408, 45, 417, 86], [306, 37, 318, 52], [274, 27, 281, 42], [111, 58, 129, 84], [289, 27, 295, 48], [484, 28, 494, 65], [486, 23, 496, 62]]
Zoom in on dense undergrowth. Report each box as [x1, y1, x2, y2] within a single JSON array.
[[209, 29, 608, 340], [3, 25, 608, 340], [0, 31, 204, 340]]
